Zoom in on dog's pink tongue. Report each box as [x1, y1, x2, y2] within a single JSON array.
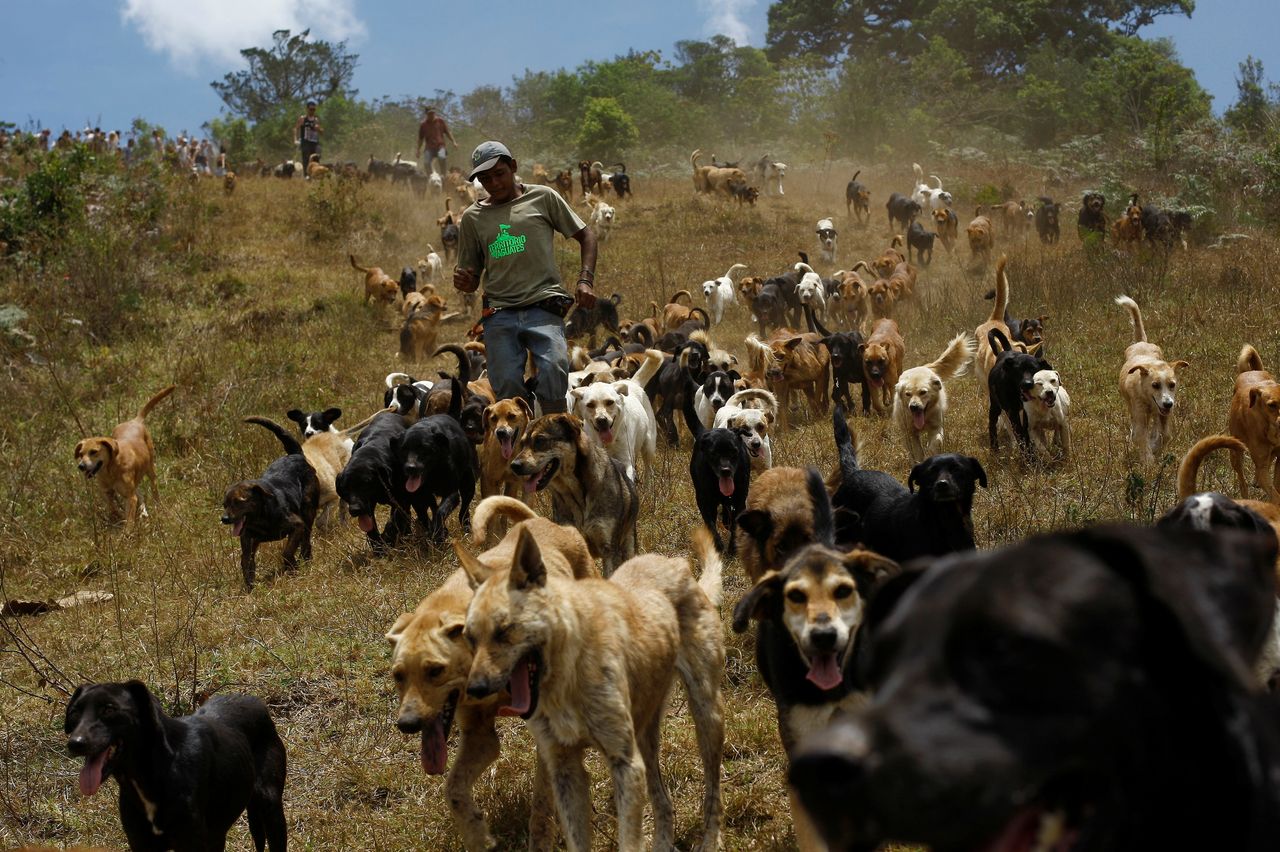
[[357, 514, 375, 533], [502, 658, 533, 716], [421, 722, 448, 776], [598, 427, 614, 445], [806, 653, 843, 691], [522, 475, 539, 494], [499, 436, 514, 460], [718, 475, 735, 497], [79, 751, 108, 796], [232, 518, 245, 537], [912, 409, 926, 430], [405, 474, 423, 493]]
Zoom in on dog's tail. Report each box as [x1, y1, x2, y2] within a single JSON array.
[[1177, 435, 1248, 500], [833, 406, 859, 479], [798, 251, 811, 266], [794, 262, 816, 276], [433, 343, 472, 385], [245, 416, 302, 455], [691, 526, 723, 608], [728, 388, 778, 416], [681, 381, 705, 438], [724, 262, 748, 282], [630, 322, 655, 347], [340, 407, 395, 436], [691, 149, 702, 170], [471, 496, 538, 545], [688, 307, 711, 329], [890, 235, 904, 249], [988, 255, 1010, 322], [988, 327, 1013, 356], [385, 372, 415, 389], [631, 348, 666, 388], [807, 468, 836, 547], [850, 169, 861, 182], [648, 300, 661, 320], [930, 174, 944, 190], [850, 260, 873, 277], [745, 334, 771, 377], [928, 332, 977, 382], [669, 289, 693, 306], [807, 305, 832, 337], [138, 385, 176, 419], [425, 243, 437, 255], [913, 163, 924, 185], [1238, 344, 1265, 375], [446, 377, 463, 421], [1114, 295, 1146, 343], [349, 254, 370, 274]]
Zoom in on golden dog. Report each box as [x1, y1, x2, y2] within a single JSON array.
[[870, 236, 906, 279], [386, 497, 596, 852], [967, 207, 994, 266], [975, 255, 1013, 382], [1116, 295, 1188, 464], [350, 254, 399, 305], [75, 385, 176, 523], [892, 332, 976, 463], [1229, 344, 1280, 503], [735, 466, 816, 583], [860, 319, 905, 415], [479, 397, 534, 501], [397, 294, 448, 362]]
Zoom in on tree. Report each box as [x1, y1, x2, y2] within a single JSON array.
[[576, 98, 639, 161], [1226, 57, 1273, 139], [210, 29, 358, 123]]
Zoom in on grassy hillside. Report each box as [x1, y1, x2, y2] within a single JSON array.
[[1, 162, 1277, 849]]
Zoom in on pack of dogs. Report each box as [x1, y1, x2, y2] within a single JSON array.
[[65, 158, 1278, 852]]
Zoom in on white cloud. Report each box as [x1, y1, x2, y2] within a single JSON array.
[[120, 0, 366, 68], [698, 0, 754, 44]]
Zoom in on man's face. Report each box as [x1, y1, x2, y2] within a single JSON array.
[[478, 160, 517, 203], [307, 106, 316, 115]]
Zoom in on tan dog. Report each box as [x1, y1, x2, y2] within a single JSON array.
[[300, 430, 351, 529], [975, 255, 1013, 381], [998, 199, 1029, 235], [1114, 193, 1144, 247], [397, 294, 448, 362], [735, 467, 816, 583], [306, 153, 330, 179], [860, 319, 905, 415], [690, 148, 748, 197], [386, 497, 596, 852], [866, 276, 900, 321], [967, 207, 994, 266], [828, 268, 869, 330], [461, 526, 725, 852], [222, 172, 237, 195], [870, 236, 906, 279], [75, 386, 176, 523], [350, 254, 399, 305], [479, 397, 535, 501], [1116, 295, 1188, 464], [932, 206, 958, 252], [892, 332, 976, 463], [761, 330, 831, 427], [552, 168, 574, 201], [737, 275, 766, 322], [660, 290, 710, 334], [1229, 344, 1280, 503]]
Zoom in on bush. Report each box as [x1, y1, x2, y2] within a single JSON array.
[[303, 176, 367, 242], [576, 97, 639, 163]]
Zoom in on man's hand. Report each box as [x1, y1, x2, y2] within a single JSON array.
[[454, 267, 479, 293], [575, 281, 597, 309]]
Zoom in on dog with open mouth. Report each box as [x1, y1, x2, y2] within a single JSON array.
[[892, 331, 976, 463], [65, 680, 287, 852], [733, 468, 900, 851], [1116, 295, 1187, 464], [569, 347, 665, 483], [396, 409, 478, 541], [386, 496, 596, 851], [479, 397, 534, 502], [508, 412, 639, 574], [789, 524, 1280, 852], [714, 387, 777, 472], [860, 318, 904, 416], [988, 327, 1054, 455], [461, 524, 725, 852], [684, 392, 751, 554], [75, 385, 175, 524]]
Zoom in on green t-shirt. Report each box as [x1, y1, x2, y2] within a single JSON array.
[[457, 184, 586, 309]]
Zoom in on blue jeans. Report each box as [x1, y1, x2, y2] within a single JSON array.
[[482, 306, 569, 413]]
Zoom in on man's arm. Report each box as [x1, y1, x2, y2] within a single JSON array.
[[293, 114, 304, 143], [444, 120, 457, 148], [415, 121, 425, 158], [570, 227, 597, 308]]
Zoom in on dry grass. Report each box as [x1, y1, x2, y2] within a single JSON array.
[[0, 162, 1277, 850]]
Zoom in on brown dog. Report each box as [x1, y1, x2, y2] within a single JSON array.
[[223, 172, 237, 195], [306, 154, 330, 180], [480, 397, 535, 501], [761, 330, 831, 427], [997, 199, 1028, 235], [1116, 295, 1188, 464], [350, 254, 399, 305], [386, 497, 596, 852], [975, 255, 1013, 382], [1114, 193, 1144, 247], [828, 269, 869, 330], [75, 385, 176, 523], [660, 290, 708, 333], [1229, 344, 1280, 503], [551, 168, 574, 201], [932, 207, 958, 253], [967, 207, 994, 266], [860, 318, 905, 415], [397, 294, 448, 362], [735, 467, 816, 583], [870, 236, 906, 279]]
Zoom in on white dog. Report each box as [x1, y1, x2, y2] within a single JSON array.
[[794, 262, 827, 321], [417, 246, 444, 284], [714, 388, 777, 470], [585, 193, 616, 241], [701, 263, 747, 325], [1024, 369, 1072, 459], [754, 155, 787, 196], [816, 218, 838, 264], [892, 332, 976, 463], [569, 349, 664, 482], [912, 163, 953, 211]]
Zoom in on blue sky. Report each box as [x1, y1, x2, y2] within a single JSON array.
[[1, 0, 1272, 138]]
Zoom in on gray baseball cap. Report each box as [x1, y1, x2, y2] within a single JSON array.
[[468, 141, 512, 180]]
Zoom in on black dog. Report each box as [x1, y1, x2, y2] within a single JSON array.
[[906, 221, 935, 266], [336, 410, 411, 552], [646, 338, 710, 446], [1160, 491, 1277, 537], [384, 380, 429, 417], [886, 192, 922, 233], [398, 266, 417, 298], [830, 408, 986, 561], [987, 327, 1052, 451], [1034, 195, 1060, 244], [1141, 204, 1194, 249], [428, 344, 488, 443], [286, 406, 343, 440], [397, 409, 479, 540], [729, 180, 759, 206], [789, 524, 1280, 852], [66, 680, 287, 852], [845, 170, 870, 224], [683, 393, 750, 554], [272, 160, 294, 179], [1078, 190, 1107, 242], [810, 311, 869, 415], [564, 292, 623, 343], [221, 417, 319, 590], [607, 164, 632, 199]]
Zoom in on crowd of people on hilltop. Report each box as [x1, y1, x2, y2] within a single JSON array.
[[0, 125, 231, 175]]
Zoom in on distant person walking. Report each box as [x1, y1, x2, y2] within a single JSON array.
[[294, 101, 322, 178], [415, 107, 456, 176], [453, 141, 597, 414]]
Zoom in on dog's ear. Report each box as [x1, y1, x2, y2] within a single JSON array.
[[843, 550, 900, 597], [510, 526, 548, 591], [1249, 388, 1264, 407], [455, 541, 491, 589], [514, 397, 534, 420], [1128, 364, 1149, 376], [124, 680, 171, 753], [1172, 360, 1190, 371], [968, 457, 988, 488], [482, 404, 495, 433], [250, 482, 274, 501], [614, 382, 630, 397], [386, 611, 414, 646], [322, 407, 342, 424], [784, 336, 806, 351], [64, 685, 86, 731], [736, 509, 774, 545], [732, 571, 785, 633], [74, 440, 85, 458], [286, 409, 305, 425], [1037, 314, 1050, 324]]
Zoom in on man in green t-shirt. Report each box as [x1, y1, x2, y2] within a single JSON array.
[[454, 141, 598, 414]]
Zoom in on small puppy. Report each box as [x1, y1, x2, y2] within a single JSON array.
[[701, 262, 747, 326], [892, 332, 976, 463], [714, 388, 777, 471], [1229, 344, 1280, 502], [845, 170, 870, 224], [1116, 295, 1188, 464], [1022, 368, 1072, 459], [966, 208, 994, 267], [350, 254, 399, 305], [221, 417, 319, 590], [860, 318, 905, 415], [65, 681, 286, 852], [816, 218, 838, 264], [75, 385, 175, 523]]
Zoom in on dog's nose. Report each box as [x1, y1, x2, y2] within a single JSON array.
[[933, 477, 959, 499], [396, 713, 422, 735], [1161, 399, 1175, 412], [67, 736, 89, 756], [466, 679, 496, 701], [809, 625, 838, 652], [220, 515, 234, 525]]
